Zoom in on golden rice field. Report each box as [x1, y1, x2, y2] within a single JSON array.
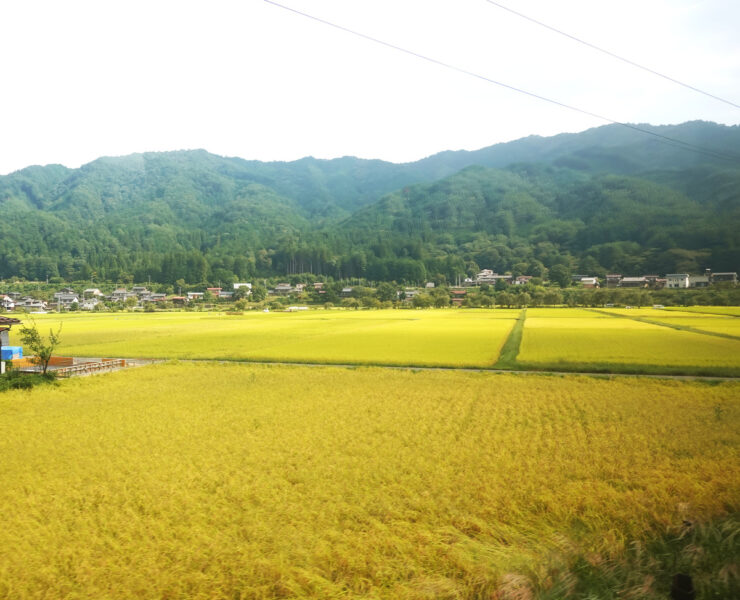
[[664, 306, 740, 317], [518, 308, 740, 373], [0, 362, 737, 599], [11, 310, 518, 368], [595, 307, 740, 338], [11, 307, 740, 375]]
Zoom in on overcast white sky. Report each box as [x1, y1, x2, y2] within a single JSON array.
[[1, 0, 738, 175]]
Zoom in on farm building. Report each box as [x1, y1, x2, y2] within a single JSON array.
[[0, 316, 22, 374], [450, 290, 467, 306], [712, 272, 737, 285]]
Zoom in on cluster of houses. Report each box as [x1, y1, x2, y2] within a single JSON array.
[[467, 268, 736, 290], [463, 269, 597, 288], [0, 283, 256, 312], [604, 270, 737, 289], [271, 281, 323, 296], [1, 268, 736, 313], [463, 270, 539, 287]]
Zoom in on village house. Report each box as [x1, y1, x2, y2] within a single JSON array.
[[233, 283, 252, 294], [0, 316, 22, 374], [643, 275, 663, 288], [142, 293, 167, 304], [83, 288, 104, 298], [689, 274, 711, 288], [514, 276, 533, 285], [477, 270, 514, 286], [619, 276, 648, 288], [81, 298, 100, 311], [110, 288, 137, 302], [0, 294, 15, 311], [272, 283, 293, 296], [712, 272, 737, 285], [186, 292, 204, 301], [15, 297, 47, 311], [132, 286, 151, 297], [606, 274, 622, 288], [580, 277, 599, 288], [340, 287, 354, 297], [53, 288, 80, 308], [476, 269, 500, 285], [665, 274, 690, 289], [450, 289, 467, 306]]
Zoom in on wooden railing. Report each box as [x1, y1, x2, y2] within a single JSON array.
[[54, 359, 126, 378]]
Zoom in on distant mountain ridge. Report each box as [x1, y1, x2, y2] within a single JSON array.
[[1, 121, 738, 284]]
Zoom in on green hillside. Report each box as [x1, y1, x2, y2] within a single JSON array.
[[0, 121, 738, 285]]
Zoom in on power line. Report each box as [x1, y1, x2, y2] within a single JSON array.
[[482, 0, 740, 110], [263, 0, 740, 163]]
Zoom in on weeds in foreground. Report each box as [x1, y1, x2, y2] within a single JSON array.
[[533, 516, 740, 599], [0, 370, 57, 392]]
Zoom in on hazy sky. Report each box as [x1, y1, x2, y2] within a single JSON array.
[[1, 0, 738, 174]]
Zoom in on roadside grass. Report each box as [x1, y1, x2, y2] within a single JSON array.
[[493, 308, 526, 368], [0, 370, 57, 392], [538, 516, 740, 599], [512, 359, 740, 378], [0, 362, 737, 598]]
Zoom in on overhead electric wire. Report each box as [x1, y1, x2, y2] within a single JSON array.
[[482, 0, 740, 110], [263, 0, 740, 163]]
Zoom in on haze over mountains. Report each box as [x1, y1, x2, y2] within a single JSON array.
[[1, 121, 738, 285]]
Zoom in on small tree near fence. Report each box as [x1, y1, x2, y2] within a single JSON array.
[[19, 320, 62, 375]]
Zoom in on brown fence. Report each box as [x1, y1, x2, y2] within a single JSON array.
[[11, 356, 126, 377], [54, 359, 126, 378]]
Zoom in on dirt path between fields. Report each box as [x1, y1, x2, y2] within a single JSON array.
[[168, 358, 740, 381], [58, 357, 739, 381]]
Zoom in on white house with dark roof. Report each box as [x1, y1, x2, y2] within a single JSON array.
[[0, 294, 14, 310], [665, 274, 690, 289], [53, 289, 79, 307]]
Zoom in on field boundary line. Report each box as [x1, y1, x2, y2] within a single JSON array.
[[493, 308, 526, 369], [588, 308, 740, 341], [663, 307, 740, 318], [154, 357, 739, 381], [66, 356, 740, 381]]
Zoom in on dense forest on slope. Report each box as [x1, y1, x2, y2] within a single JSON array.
[[0, 121, 738, 285]]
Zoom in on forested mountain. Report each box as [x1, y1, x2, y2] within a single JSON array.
[[1, 121, 738, 285]]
